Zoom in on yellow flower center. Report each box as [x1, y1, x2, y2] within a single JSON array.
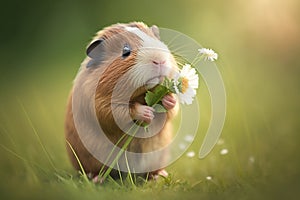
[[181, 77, 189, 93]]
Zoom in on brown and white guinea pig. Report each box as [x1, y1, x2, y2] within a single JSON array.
[[65, 22, 179, 181]]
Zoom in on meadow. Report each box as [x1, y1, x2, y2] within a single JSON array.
[[0, 0, 299, 199]]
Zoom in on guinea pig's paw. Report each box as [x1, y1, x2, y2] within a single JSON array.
[[150, 169, 169, 180], [157, 169, 169, 177], [92, 175, 104, 185], [162, 94, 177, 110], [133, 104, 155, 124]]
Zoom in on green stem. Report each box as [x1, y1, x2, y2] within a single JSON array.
[[191, 51, 201, 66], [124, 151, 136, 188], [191, 54, 205, 67], [98, 132, 128, 177], [150, 90, 169, 107], [101, 123, 140, 181], [100, 80, 171, 182], [149, 80, 172, 107]]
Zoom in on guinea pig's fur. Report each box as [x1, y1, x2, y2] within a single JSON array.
[[65, 22, 179, 180]]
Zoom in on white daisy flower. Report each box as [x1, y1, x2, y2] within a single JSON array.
[[198, 48, 218, 61], [172, 79, 180, 94], [173, 64, 199, 105], [206, 176, 212, 180]]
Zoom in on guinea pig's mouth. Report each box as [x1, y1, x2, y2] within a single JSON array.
[[146, 76, 164, 85], [145, 76, 165, 89]]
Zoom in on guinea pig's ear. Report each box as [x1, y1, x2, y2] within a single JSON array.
[[151, 25, 160, 40], [86, 39, 104, 59]]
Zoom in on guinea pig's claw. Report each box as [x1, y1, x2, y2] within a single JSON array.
[[133, 104, 154, 124], [92, 175, 104, 184], [157, 169, 169, 177], [151, 169, 169, 180], [162, 94, 177, 110], [142, 109, 154, 124]]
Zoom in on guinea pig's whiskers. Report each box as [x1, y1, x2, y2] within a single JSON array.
[[172, 55, 190, 67], [176, 62, 185, 68], [165, 33, 182, 46], [67, 22, 204, 182], [140, 47, 170, 53], [173, 55, 188, 63], [169, 45, 195, 55], [137, 50, 149, 59]]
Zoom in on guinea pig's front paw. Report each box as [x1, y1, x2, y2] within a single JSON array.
[[132, 103, 155, 124], [162, 94, 177, 110]]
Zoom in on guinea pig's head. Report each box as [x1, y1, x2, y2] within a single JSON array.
[[85, 22, 178, 91]]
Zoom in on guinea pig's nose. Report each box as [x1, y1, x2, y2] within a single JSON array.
[[152, 60, 166, 67]]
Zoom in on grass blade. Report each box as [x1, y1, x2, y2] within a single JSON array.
[[66, 140, 90, 183], [0, 144, 47, 173], [19, 100, 57, 171], [124, 151, 136, 188]]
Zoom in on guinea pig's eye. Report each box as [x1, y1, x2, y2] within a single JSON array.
[[122, 44, 131, 58]]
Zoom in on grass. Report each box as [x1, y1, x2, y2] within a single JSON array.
[[0, 23, 299, 198], [1, 0, 300, 198], [0, 68, 299, 200]]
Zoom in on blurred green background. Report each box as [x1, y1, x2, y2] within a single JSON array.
[[0, 0, 299, 199]]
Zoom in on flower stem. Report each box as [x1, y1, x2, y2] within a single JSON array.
[[191, 54, 204, 66], [100, 122, 141, 181], [100, 81, 171, 181], [191, 51, 200, 66], [98, 132, 128, 177]]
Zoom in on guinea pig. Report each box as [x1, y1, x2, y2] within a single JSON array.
[[65, 22, 179, 181]]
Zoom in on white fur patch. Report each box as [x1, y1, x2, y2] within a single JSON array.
[[125, 26, 169, 52], [125, 26, 174, 88]]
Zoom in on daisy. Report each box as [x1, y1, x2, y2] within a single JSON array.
[[198, 48, 218, 61], [173, 64, 199, 105]]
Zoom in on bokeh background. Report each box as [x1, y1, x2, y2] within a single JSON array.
[[0, 0, 299, 199]]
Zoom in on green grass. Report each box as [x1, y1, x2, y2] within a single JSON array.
[[0, 60, 299, 200], [0, 0, 300, 198]]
